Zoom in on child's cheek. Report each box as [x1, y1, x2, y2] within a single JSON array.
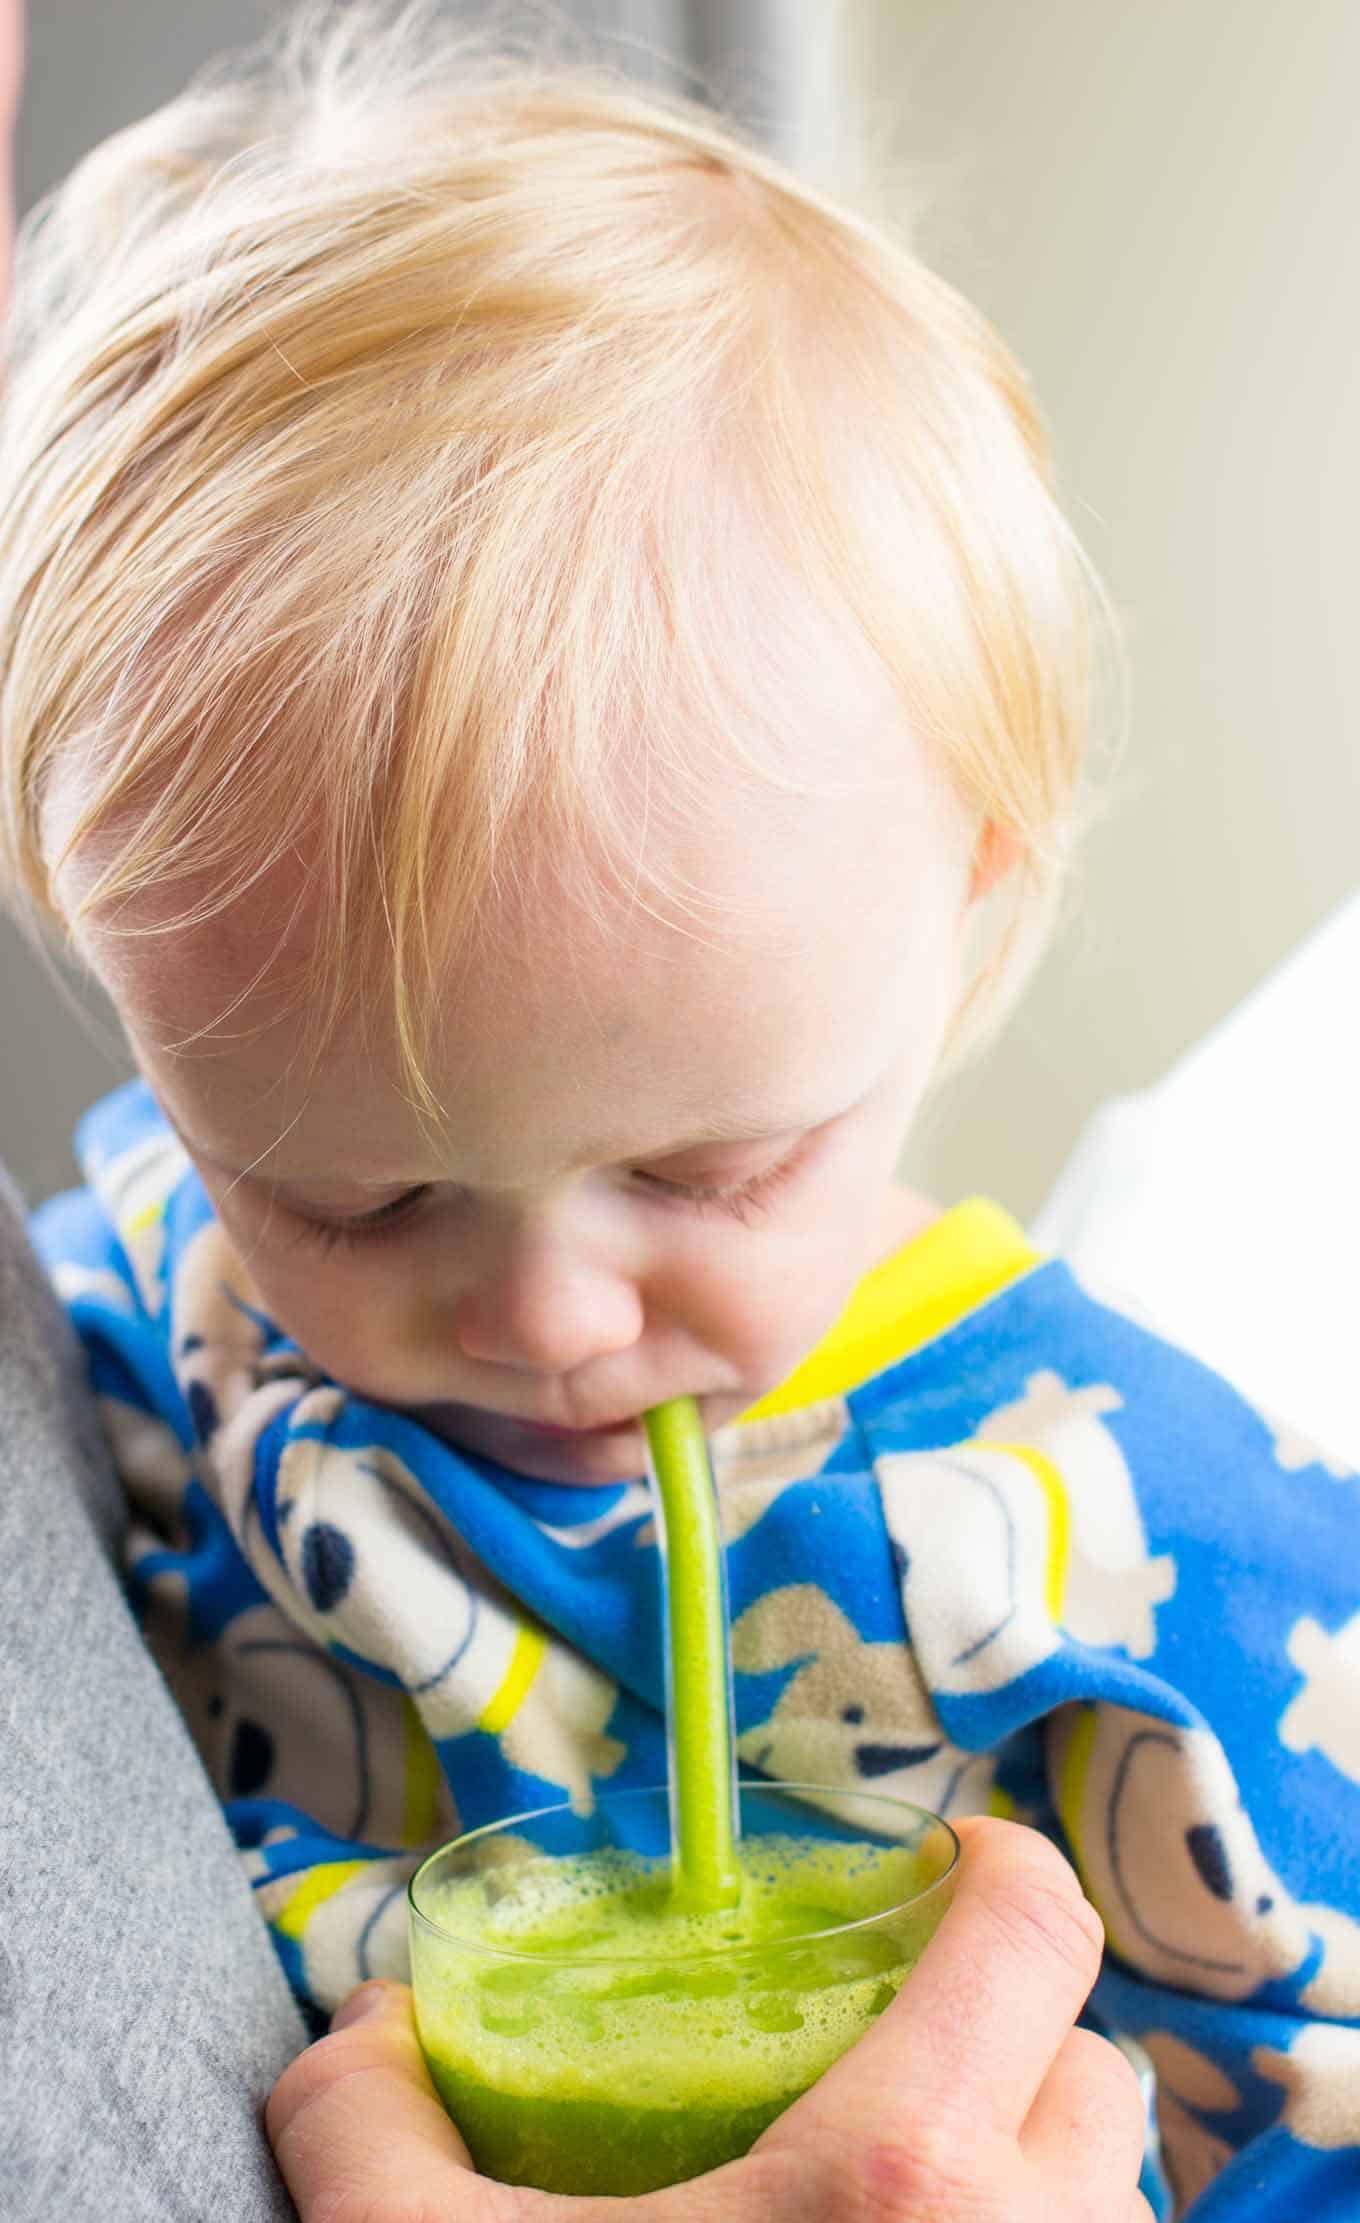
[[273, 1248, 426, 1396], [209, 1196, 403, 1386], [670, 1213, 864, 1385]]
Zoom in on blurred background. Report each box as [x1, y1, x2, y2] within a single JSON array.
[[4, 0, 1357, 1215]]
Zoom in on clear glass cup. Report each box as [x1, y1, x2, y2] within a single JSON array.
[[408, 1780, 958, 2196]]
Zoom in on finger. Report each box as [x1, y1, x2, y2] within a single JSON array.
[[1021, 2025, 1149, 2201], [266, 1980, 506, 2223], [773, 1815, 1104, 2150]]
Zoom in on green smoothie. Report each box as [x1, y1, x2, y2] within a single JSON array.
[[408, 1398, 958, 2193], [410, 1821, 953, 2195]]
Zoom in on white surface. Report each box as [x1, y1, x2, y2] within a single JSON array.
[[1035, 888, 1360, 1466]]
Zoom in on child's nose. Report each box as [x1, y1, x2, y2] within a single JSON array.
[[451, 1235, 644, 1376]]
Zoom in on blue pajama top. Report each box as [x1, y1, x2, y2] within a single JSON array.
[[36, 1080, 1360, 2220]]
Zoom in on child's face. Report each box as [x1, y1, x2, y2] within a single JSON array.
[[81, 646, 984, 1487]]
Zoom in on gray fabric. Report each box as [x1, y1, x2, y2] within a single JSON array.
[[0, 1166, 306, 2221]]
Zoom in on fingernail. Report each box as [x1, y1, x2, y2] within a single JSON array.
[[331, 1982, 388, 2032]]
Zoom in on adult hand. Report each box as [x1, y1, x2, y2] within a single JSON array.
[[267, 1815, 1154, 2221]]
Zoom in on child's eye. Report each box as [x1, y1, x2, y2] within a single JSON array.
[[290, 1185, 432, 1253], [634, 1149, 803, 1228]]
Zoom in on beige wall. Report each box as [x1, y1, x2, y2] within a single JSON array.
[[851, 0, 1360, 1216], [0, 928, 132, 1205]]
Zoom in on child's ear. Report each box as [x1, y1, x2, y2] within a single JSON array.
[[969, 820, 1023, 904]]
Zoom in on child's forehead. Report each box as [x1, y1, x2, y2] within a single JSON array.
[[103, 724, 975, 1187], [141, 914, 888, 1192], [100, 597, 965, 988]]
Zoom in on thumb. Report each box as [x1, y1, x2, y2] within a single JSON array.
[[265, 1980, 484, 2222]]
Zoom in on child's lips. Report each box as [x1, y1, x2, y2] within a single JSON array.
[[413, 1398, 646, 1445], [510, 1414, 641, 1440], [421, 1395, 750, 1464]]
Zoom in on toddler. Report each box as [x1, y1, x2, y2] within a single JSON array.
[[3, 11, 1357, 2217]]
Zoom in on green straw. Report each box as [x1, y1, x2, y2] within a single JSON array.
[[643, 1396, 742, 1912]]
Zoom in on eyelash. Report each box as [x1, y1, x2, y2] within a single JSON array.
[[287, 1147, 804, 1253], [288, 1188, 430, 1256], [636, 1150, 803, 1228]]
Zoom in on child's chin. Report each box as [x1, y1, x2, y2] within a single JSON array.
[[417, 1404, 649, 1487]]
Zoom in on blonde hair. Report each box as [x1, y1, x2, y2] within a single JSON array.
[[0, 2, 1104, 1103]]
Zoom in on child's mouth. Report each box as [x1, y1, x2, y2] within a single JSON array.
[[415, 1401, 714, 1486], [511, 1415, 640, 1440]]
